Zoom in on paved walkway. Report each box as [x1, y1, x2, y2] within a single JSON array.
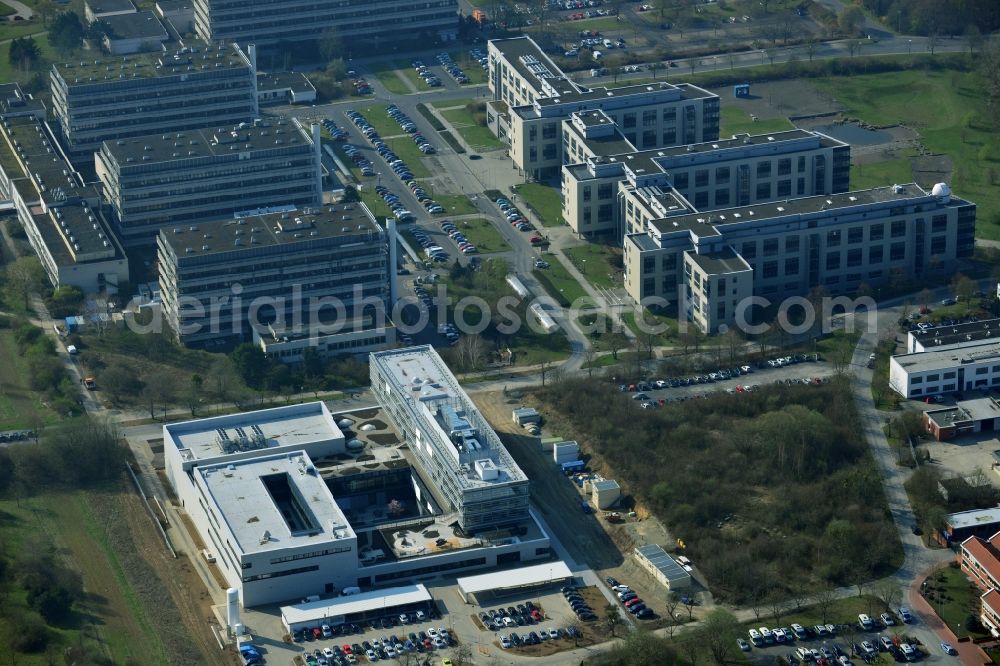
[[0, 0, 33, 19]]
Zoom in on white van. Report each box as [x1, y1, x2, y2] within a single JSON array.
[[592, 50, 603, 60], [341, 586, 361, 596], [301, 594, 320, 603], [603, 38, 614, 48], [66, 345, 78, 355]]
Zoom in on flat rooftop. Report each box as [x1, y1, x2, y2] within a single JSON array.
[[0, 83, 44, 116], [948, 507, 1000, 530], [103, 117, 310, 166], [258, 71, 316, 94], [893, 340, 1000, 374], [197, 451, 353, 555], [160, 202, 381, 258], [686, 248, 752, 275], [489, 36, 578, 98], [87, 0, 136, 14], [103, 11, 167, 40], [636, 543, 690, 583], [457, 561, 573, 596], [911, 318, 1000, 349], [281, 584, 430, 625], [52, 41, 248, 84], [371, 346, 527, 487], [649, 183, 936, 236], [165, 401, 344, 462], [3, 116, 82, 197]]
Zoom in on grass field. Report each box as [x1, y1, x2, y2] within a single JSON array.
[[432, 193, 478, 216], [347, 105, 404, 140], [533, 257, 588, 307], [922, 565, 991, 640], [563, 244, 622, 290], [370, 62, 411, 96], [720, 105, 796, 136], [622, 309, 677, 342], [448, 218, 510, 253], [439, 107, 504, 150], [513, 183, 564, 228], [813, 68, 1000, 239], [0, 327, 63, 430], [0, 488, 171, 665], [448, 52, 487, 85], [396, 62, 436, 92], [0, 33, 54, 86]]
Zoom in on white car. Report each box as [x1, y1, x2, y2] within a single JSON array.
[[858, 613, 873, 630], [759, 627, 773, 643], [748, 628, 763, 646], [772, 627, 786, 643], [366, 649, 378, 661], [500, 636, 511, 649], [427, 628, 438, 638], [791, 623, 807, 639]]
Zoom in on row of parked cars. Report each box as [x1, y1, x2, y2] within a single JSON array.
[[385, 104, 436, 155], [370, 184, 413, 223], [304, 627, 454, 665], [440, 220, 478, 255], [341, 144, 376, 178], [561, 585, 598, 622], [478, 602, 543, 631], [321, 118, 348, 141], [468, 47, 488, 72], [0, 429, 34, 442], [491, 194, 535, 234], [499, 626, 582, 649], [410, 59, 442, 87], [606, 576, 654, 620], [435, 52, 469, 85], [411, 228, 448, 263]]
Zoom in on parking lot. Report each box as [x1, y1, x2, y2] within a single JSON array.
[[742, 607, 946, 665], [615, 354, 834, 408]]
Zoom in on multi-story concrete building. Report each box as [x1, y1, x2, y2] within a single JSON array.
[[959, 531, 1000, 637], [889, 339, 1000, 399], [561, 125, 850, 236], [192, 0, 458, 48], [486, 36, 719, 180], [370, 346, 531, 532], [0, 106, 129, 293], [623, 182, 976, 333], [97, 117, 322, 243], [157, 202, 394, 348], [50, 41, 257, 161]]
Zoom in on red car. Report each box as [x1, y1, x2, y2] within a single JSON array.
[[529, 235, 543, 244], [342, 645, 352, 654], [625, 598, 643, 607], [530, 609, 542, 621], [311, 627, 322, 639]]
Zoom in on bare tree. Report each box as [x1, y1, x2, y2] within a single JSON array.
[[805, 39, 818, 61], [5, 256, 45, 310], [583, 345, 598, 378], [873, 579, 901, 612], [663, 592, 681, 637], [768, 594, 786, 626], [815, 588, 837, 624], [649, 61, 665, 80], [604, 603, 622, 637]]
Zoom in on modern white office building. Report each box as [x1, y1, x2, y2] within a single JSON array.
[[890, 339, 1000, 399], [906, 318, 1000, 353], [165, 349, 553, 608], [486, 36, 719, 180], [370, 346, 531, 532], [624, 183, 976, 334]]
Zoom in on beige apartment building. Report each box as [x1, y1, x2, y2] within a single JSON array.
[[623, 183, 976, 333], [486, 36, 719, 181], [561, 124, 850, 237]]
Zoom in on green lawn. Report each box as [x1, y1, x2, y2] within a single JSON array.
[[720, 105, 795, 137], [532, 258, 588, 307], [813, 68, 1000, 239], [370, 62, 412, 96], [622, 309, 676, 342], [922, 565, 991, 640], [431, 98, 476, 110], [439, 107, 504, 150], [0, 33, 54, 87], [432, 193, 478, 216], [563, 244, 622, 290], [850, 157, 915, 191], [448, 218, 509, 254], [513, 183, 564, 228], [0, 326, 63, 430]]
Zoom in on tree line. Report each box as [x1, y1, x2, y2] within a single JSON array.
[[535, 376, 901, 605]]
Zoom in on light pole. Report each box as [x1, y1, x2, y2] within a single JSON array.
[[907, 39, 912, 54]]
